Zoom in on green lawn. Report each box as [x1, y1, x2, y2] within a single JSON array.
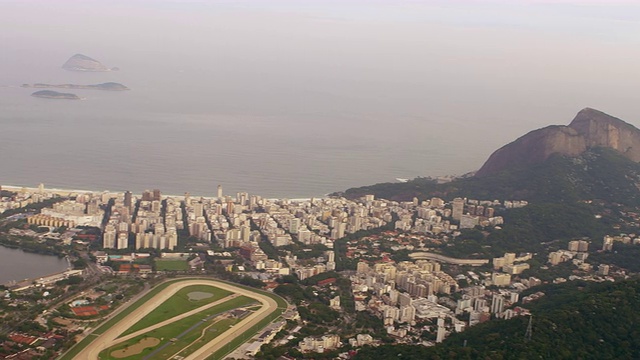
[[120, 284, 232, 337], [155, 259, 189, 271], [99, 296, 256, 360]]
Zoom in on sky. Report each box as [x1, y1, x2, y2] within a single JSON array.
[[2, 0, 639, 128]]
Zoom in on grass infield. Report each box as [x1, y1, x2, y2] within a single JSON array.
[[119, 284, 231, 336], [100, 296, 256, 360]]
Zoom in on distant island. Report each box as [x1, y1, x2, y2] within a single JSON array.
[[62, 54, 117, 72], [31, 90, 80, 100], [22, 82, 129, 91]]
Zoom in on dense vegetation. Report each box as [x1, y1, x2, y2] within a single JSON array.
[[354, 278, 640, 359], [590, 242, 640, 272], [442, 202, 611, 258]]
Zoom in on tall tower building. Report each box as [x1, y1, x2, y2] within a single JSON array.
[[103, 224, 116, 249], [217, 185, 223, 199], [194, 202, 204, 217], [452, 198, 464, 221], [290, 218, 300, 234], [117, 232, 129, 249], [124, 191, 132, 209], [491, 294, 504, 314], [436, 317, 446, 343], [153, 189, 161, 201], [142, 190, 153, 202]]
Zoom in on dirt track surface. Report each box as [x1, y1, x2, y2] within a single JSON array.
[[73, 279, 279, 359]]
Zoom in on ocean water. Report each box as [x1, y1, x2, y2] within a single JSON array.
[[2, 2, 639, 199], [0, 60, 490, 199]]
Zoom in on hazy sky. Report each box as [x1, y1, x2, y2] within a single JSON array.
[[1, 0, 640, 194]]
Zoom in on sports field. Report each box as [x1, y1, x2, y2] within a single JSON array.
[[58, 278, 287, 360], [155, 259, 189, 271]]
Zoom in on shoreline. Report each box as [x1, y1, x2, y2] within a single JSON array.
[[0, 241, 65, 258], [1, 184, 324, 202]]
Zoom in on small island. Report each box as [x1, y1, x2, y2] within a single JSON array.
[[22, 82, 129, 91], [31, 90, 80, 100], [62, 54, 117, 72]]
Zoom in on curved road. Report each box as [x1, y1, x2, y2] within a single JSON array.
[[74, 279, 280, 359], [409, 251, 489, 266]]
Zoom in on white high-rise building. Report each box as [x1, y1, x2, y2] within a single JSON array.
[[103, 224, 116, 249], [117, 232, 128, 249], [452, 197, 464, 221], [290, 218, 300, 234], [436, 317, 446, 343], [491, 294, 504, 314]]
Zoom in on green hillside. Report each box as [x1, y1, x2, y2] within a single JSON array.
[[354, 279, 640, 360]]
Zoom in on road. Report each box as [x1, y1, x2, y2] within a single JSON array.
[[73, 278, 279, 359], [409, 251, 490, 266]]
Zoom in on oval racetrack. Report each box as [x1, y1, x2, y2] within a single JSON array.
[[73, 278, 279, 360]]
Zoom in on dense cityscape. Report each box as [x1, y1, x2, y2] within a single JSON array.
[[0, 182, 629, 360]]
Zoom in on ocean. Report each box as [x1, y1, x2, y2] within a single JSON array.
[[0, 60, 490, 199]]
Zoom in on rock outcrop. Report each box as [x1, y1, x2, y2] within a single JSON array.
[[476, 108, 640, 176], [31, 90, 80, 100], [22, 82, 129, 91], [62, 54, 116, 72]]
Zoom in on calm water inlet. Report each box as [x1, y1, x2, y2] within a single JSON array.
[[0, 246, 70, 284]]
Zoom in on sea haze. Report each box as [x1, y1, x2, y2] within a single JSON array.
[[1, 1, 639, 198]]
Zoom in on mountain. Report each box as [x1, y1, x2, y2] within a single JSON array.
[[476, 108, 640, 176], [339, 109, 640, 206], [341, 147, 640, 205], [61, 54, 117, 72]]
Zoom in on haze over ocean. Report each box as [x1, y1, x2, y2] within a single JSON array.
[[1, 1, 639, 198]]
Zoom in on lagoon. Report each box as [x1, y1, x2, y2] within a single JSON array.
[[0, 245, 70, 285]]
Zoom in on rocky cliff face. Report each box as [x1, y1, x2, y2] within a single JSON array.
[[476, 108, 640, 176]]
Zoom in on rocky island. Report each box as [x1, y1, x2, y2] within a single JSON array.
[[61, 54, 117, 72], [31, 90, 80, 100], [22, 82, 129, 91]]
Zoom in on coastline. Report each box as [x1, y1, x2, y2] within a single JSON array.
[[1, 184, 323, 202]]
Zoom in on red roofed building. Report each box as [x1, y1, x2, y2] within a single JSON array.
[[317, 278, 336, 287], [9, 333, 38, 346]]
